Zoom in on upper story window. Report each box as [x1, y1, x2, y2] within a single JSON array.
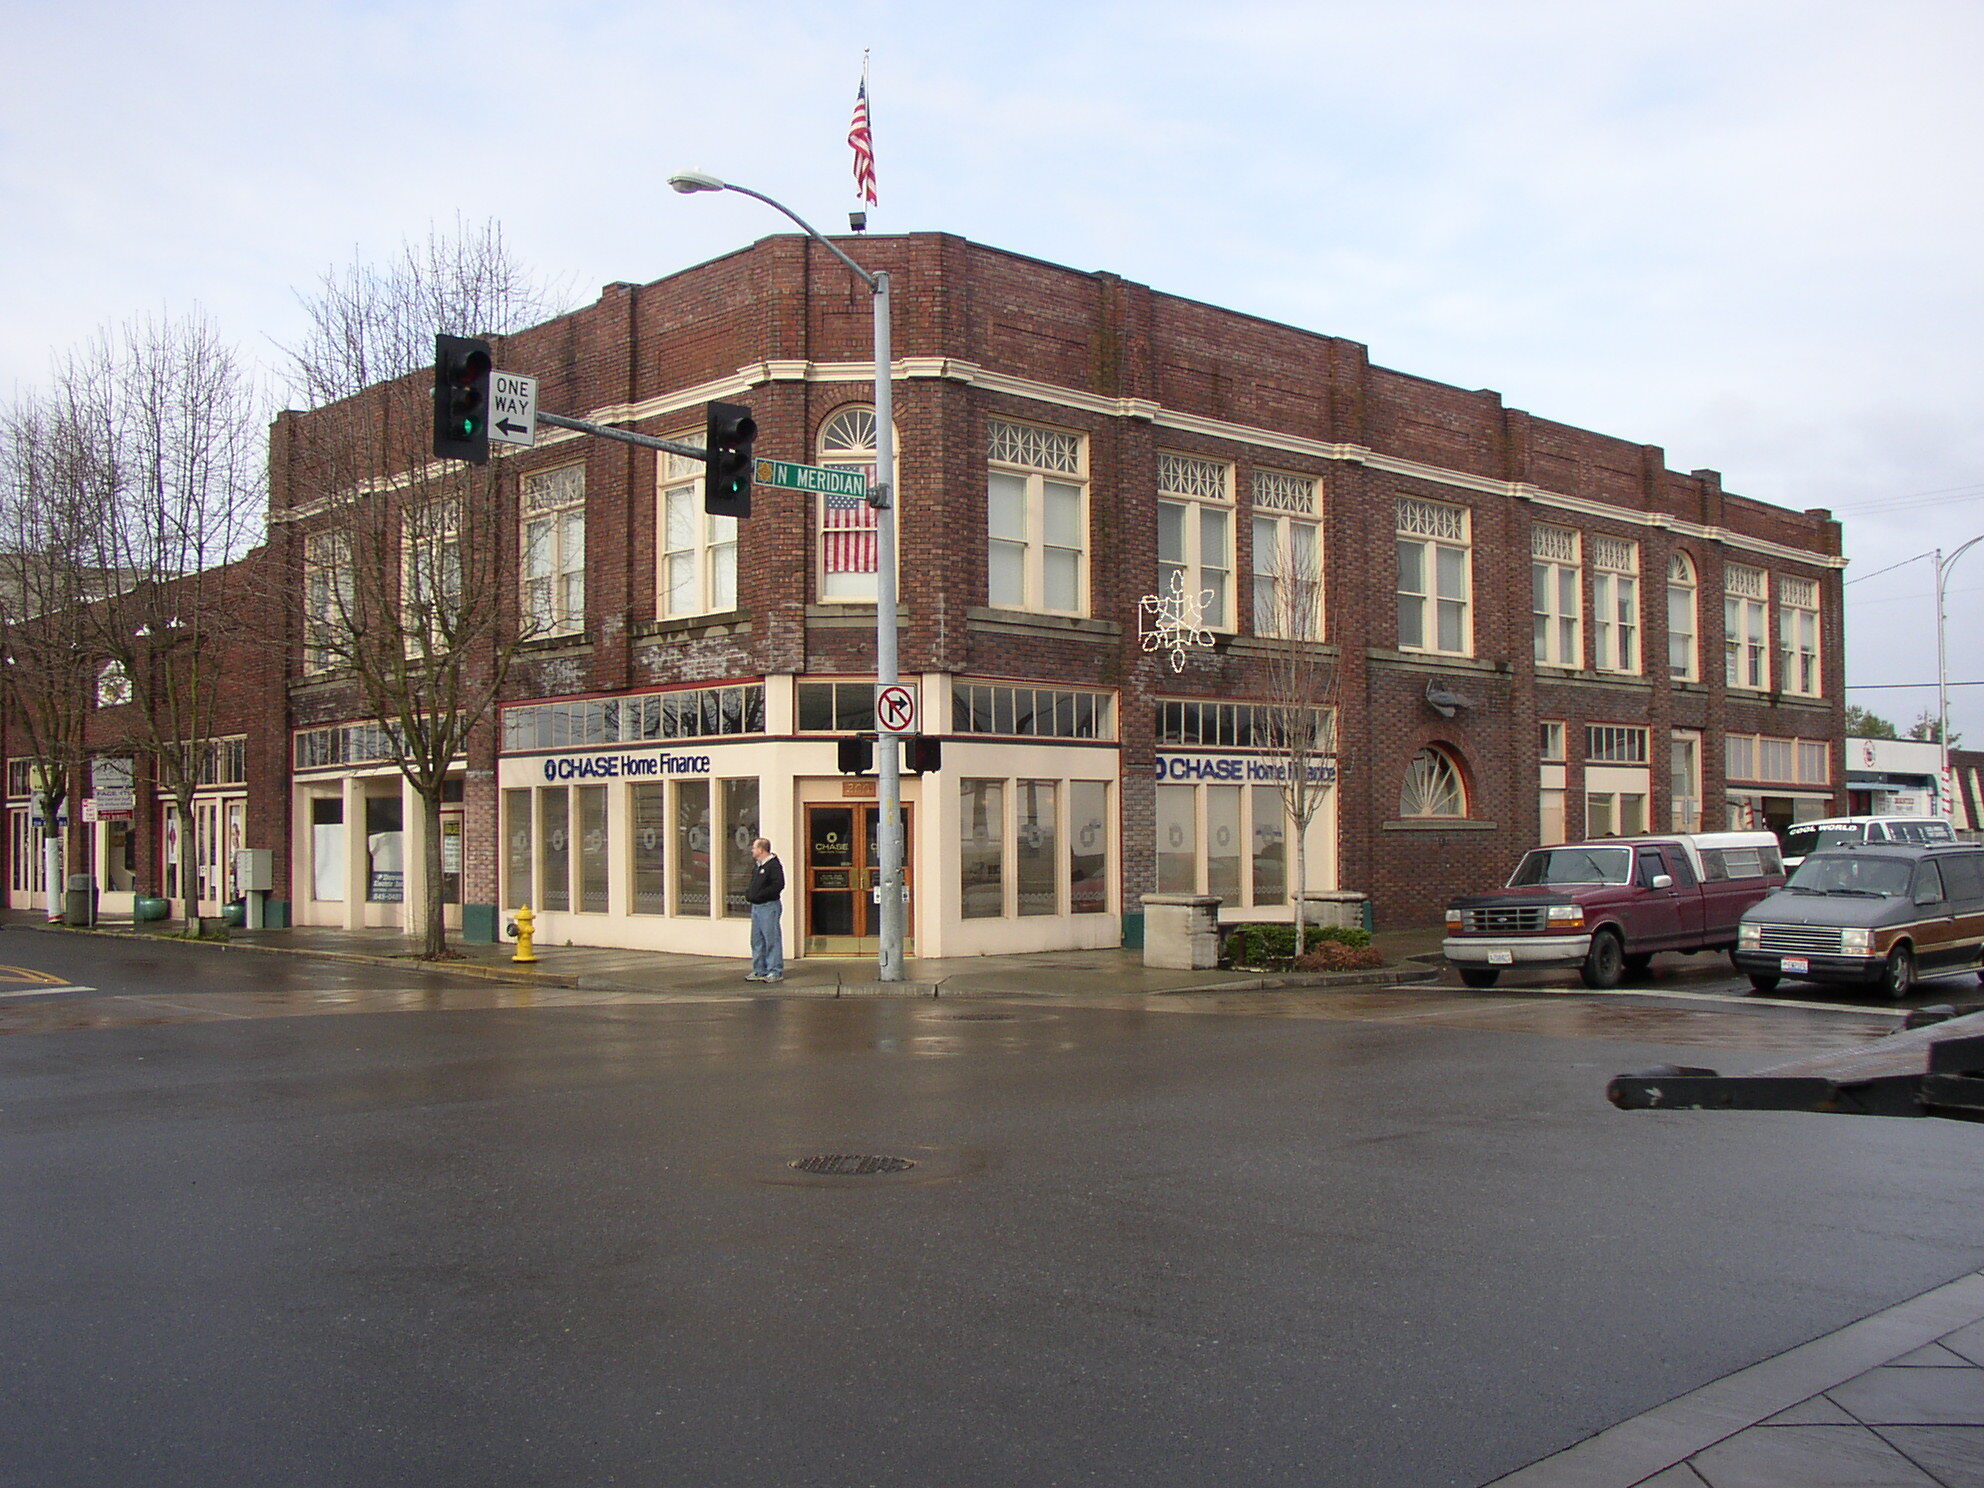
[[1401, 745, 1467, 818], [1532, 525, 1582, 668], [303, 529, 352, 674], [1251, 470, 1322, 640], [815, 407, 889, 603], [1777, 575, 1821, 696], [1539, 721, 1566, 761], [96, 659, 132, 708], [659, 445, 737, 619], [1591, 537, 1640, 675], [953, 683, 1114, 739], [1725, 564, 1770, 691], [987, 419, 1086, 616], [1586, 724, 1650, 764], [1157, 454, 1234, 632], [521, 464, 586, 637], [1667, 552, 1698, 681], [402, 497, 463, 657], [1396, 497, 1471, 656]]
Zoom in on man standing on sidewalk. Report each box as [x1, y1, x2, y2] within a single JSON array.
[[745, 837, 785, 983]]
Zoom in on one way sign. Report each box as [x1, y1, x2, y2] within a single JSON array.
[[489, 371, 538, 449]]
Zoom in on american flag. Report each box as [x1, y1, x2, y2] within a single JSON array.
[[848, 68, 878, 207], [823, 467, 878, 575]]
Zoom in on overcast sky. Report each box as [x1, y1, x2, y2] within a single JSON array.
[[4, 0, 1981, 739]]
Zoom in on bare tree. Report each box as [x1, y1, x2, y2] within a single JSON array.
[[1251, 516, 1338, 954], [52, 309, 266, 932], [0, 392, 109, 912], [278, 220, 558, 957]]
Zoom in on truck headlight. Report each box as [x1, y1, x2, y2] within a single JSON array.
[[1840, 928, 1873, 955], [1546, 904, 1584, 927], [1445, 909, 1463, 929], [1738, 923, 1762, 949]]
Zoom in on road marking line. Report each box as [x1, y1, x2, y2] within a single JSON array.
[[0, 985, 93, 998], [0, 964, 74, 985]]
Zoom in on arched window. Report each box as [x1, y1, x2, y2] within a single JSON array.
[[96, 659, 132, 708], [1667, 551, 1697, 681], [1400, 746, 1467, 818], [816, 406, 894, 602]]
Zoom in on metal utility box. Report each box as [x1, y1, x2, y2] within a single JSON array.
[[234, 848, 274, 893]]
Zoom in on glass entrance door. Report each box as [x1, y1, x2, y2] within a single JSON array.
[[804, 803, 913, 956]]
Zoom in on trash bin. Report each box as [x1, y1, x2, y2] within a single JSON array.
[[64, 873, 96, 928]]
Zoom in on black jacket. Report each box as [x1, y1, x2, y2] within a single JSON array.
[[745, 855, 785, 904]]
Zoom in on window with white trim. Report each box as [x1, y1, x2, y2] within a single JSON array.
[[304, 530, 352, 673], [987, 419, 1086, 615], [521, 464, 585, 637], [1777, 575, 1821, 696], [1539, 722, 1566, 761], [1251, 470, 1322, 640], [1156, 453, 1234, 631], [658, 445, 737, 619], [1726, 733, 1831, 785], [1667, 552, 1698, 681], [1400, 746, 1467, 818], [1586, 725, 1650, 764], [402, 497, 463, 657], [1532, 525, 1582, 667], [1396, 498, 1471, 656], [1591, 537, 1640, 674], [1725, 565, 1769, 691], [1670, 731, 1703, 833], [815, 406, 891, 602]]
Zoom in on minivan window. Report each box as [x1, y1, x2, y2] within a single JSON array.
[[1788, 825, 1864, 853], [1913, 862, 1946, 906], [1787, 855, 1912, 896], [1942, 854, 1984, 901], [1509, 847, 1633, 886], [1892, 821, 1957, 845]]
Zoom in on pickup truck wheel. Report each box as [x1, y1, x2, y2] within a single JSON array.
[[1881, 946, 1916, 1001], [1623, 953, 1654, 978], [1579, 930, 1626, 989], [1457, 966, 1501, 988], [1746, 973, 1781, 994]]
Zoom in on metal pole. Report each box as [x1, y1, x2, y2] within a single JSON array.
[[871, 271, 904, 981], [1937, 547, 1951, 817]]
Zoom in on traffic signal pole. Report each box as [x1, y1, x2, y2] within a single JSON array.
[[871, 269, 905, 982]]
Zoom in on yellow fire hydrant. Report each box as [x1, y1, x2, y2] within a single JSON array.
[[510, 903, 538, 963]]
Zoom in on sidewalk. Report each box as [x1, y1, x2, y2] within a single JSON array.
[[2, 910, 1448, 999]]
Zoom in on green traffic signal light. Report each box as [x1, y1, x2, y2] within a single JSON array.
[[433, 334, 493, 464]]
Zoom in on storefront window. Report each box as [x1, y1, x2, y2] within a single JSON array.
[[675, 780, 711, 917], [578, 785, 609, 913], [1017, 781, 1058, 916], [504, 790, 532, 909], [1251, 786, 1285, 905], [1156, 784, 1197, 894], [312, 797, 345, 902], [961, 779, 1004, 919], [722, 779, 760, 917], [366, 796, 404, 903], [1206, 786, 1243, 902], [539, 787, 570, 911], [630, 783, 666, 915], [1069, 782, 1109, 915]]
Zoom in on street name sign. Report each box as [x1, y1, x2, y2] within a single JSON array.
[[490, 372, 538, 449], [753, 458, 867, 501]]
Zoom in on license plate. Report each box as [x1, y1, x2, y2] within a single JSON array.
[[1781, 957, 1809, 974], [1486, 950, 1514, 965]]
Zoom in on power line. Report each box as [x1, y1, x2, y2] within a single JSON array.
[[1845, 551, 1933, 586], [1845, 681, 1984, 689]]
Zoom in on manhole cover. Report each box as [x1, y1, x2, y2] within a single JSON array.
[[788, 1153, 917, 1177]]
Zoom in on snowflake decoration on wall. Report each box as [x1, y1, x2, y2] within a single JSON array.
[[1139, 572, 1217, 672]]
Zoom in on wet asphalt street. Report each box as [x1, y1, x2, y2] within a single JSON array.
[[2, 932, 1982, 1487]]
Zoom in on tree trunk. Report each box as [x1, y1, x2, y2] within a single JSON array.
[[175, 798, 198, 934], [1292, 818, 1308, 959], [420, 785, 448, 958]]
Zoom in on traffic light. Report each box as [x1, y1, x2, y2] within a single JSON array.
[[904, 736, 943, 774], [432, 334, 493, 464], [837, 735, 873, 774], [704, 401, 756, 519]]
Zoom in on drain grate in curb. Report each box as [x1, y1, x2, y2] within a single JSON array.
[[788, 1153, 917, 1177]]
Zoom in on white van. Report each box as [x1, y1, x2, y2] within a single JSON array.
[[1780, 816, 1957, 868]]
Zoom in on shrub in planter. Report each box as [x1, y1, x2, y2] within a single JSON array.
[[1295, 942, 1386, 972], [1224, 922, 1375, 967]]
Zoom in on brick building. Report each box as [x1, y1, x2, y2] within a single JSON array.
[[45, 231, 1848, 956]]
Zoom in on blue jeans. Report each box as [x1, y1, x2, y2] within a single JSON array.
[[750, 900, 784, 978]]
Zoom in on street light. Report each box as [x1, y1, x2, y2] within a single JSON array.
[[1935, 535, 1984, 818], [669, 170, 908, 982]]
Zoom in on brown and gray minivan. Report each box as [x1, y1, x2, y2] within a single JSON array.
[[1734, 844, 1984, 999]]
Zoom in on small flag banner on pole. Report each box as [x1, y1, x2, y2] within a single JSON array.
[[849, 60, 878, 207]]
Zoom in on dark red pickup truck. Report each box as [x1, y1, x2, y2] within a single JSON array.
[[1443, 832, 1787, 988]]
